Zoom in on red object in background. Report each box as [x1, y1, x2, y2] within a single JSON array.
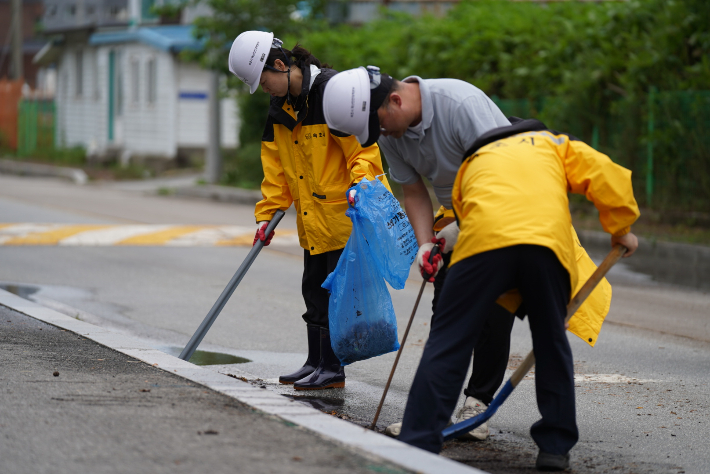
[[0, 79, 23, 150]]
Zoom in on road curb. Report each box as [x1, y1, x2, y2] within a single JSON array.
[[578, 229, 710, 262], [577, 229, 710, 289], [0, 158, 88, 185], [0, 288, 486, 474]]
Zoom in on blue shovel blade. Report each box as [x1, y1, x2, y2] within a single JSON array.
[[442, 380, 515, 441]]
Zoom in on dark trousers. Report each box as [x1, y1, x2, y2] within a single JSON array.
[[301, 248, 344, 328], [399, 245, 578, 455], [433, 252, 515, 405]]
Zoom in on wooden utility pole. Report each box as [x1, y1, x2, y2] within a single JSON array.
[[206, 70, 222, 184], [11, 0, 23, 80]]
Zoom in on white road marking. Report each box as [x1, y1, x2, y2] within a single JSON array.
[[574, 374, 660, 384], [0, 224, 298, 247], [59, 225, 173, 246]]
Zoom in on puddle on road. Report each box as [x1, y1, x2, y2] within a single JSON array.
[[0, 282, 252, 367], [0, 283, 39, 299], [160, 346, 251, 366], [282, 394, 345, 412]]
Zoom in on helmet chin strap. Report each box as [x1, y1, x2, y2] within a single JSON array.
[[286, 68, 292, 106], [265, 38, 294, 106]]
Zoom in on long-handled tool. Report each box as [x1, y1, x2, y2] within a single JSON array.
[[442, 244, 627, 440], [179, 210, 286, 361], [370, 245, 440, 430]]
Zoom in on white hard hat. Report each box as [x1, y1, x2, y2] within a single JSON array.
[[323, 67, 370, 145], [228, 31, 274, 94], [323, 66, 394, 147]]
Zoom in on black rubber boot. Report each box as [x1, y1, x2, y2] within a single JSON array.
[[536, 451, 570, 471], [293, 327, 345, 390], [279, 325, 320, 384]]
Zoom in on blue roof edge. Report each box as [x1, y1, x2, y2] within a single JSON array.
[[89, 25, 203, 53]]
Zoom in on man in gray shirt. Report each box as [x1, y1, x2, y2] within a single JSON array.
[[323, 66, 514, 440]]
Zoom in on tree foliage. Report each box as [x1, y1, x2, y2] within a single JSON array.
[[199, 0, 709, 210]]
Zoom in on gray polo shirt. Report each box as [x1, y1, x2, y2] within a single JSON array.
[[378, 77, 510, 208]]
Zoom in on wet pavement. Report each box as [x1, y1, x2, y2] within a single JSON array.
[[2, 174, 709, 473]]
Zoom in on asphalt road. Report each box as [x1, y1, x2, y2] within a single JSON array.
[[0, 305, 412, 474], [1, 174, 708, 473]]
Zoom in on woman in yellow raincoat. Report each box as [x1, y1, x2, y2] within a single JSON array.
[[228, 32, 389, 390]]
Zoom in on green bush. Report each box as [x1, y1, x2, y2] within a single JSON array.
[[205, 0, 710, 211], [221, 142, 265, 189], [292, 0, 710, 211]]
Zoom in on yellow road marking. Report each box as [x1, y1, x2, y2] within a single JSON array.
[[4, 225, 111, 245], [216, 229, 297, 247], [216, 234, 255, 246], [116, 226, 206, 245]]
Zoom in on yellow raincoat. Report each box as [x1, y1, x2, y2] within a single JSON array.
[[434, 207, 612, 347], [450, 123, 639, 344], [254, 67, 390, 254]]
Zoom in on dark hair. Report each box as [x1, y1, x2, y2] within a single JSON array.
[[265, 43, 331, 70]]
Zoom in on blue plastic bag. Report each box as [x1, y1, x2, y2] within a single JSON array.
[[322, 215, 400, 365], [322, 179, 417, 365], [348, 178, 418, 289]]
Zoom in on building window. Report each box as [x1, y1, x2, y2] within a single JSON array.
[[46, 5, 57, 17], [86, 4, 95, 16], [146, 58, 156, 105], [75, 50, 83, 97], [130, 57, 140, 104], [65, 4, 76, 17]]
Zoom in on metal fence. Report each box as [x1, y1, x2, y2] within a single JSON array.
[[17, 99, 56, 157], [492, 90, 710, 212]]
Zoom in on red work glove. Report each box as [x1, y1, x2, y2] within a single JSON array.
[[348, 189, 357, 206], [416, 237, 444, 282], [253, 221, 275, 246]]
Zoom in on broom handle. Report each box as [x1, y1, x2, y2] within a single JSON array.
[[509, 245, 627, 386]]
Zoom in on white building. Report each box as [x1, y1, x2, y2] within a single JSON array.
[[40, 25, 238, 162]]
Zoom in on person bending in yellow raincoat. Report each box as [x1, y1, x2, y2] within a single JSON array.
[[398, 118, 640, 471], [227, 32, 390, 390]]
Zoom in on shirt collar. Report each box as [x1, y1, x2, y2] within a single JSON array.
[[402, 76, 433, 139]]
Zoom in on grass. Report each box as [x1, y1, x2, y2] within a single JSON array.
[[17, 146, 86, 166]]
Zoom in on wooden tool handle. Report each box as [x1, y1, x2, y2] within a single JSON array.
[[565, 244, 627, 323], [508, 244, 627, 387]]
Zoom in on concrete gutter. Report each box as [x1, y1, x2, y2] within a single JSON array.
[[0, 288, 486, 474], [0, 159, 88, 185]]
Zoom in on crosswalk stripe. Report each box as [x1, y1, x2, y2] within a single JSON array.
[[60, 225, 174, 246], [116, 226, 207, 246], [0, 224, 299, 247], [3, 224, 111, 245], [168, 226, 252, 246]]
